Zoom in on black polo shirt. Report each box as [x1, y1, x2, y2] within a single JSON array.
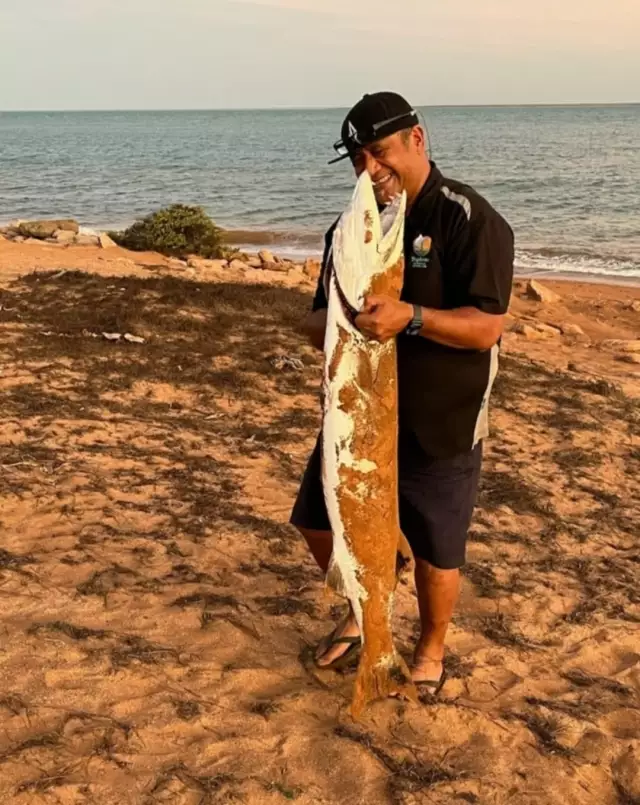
[[312, 161, 514, 458]]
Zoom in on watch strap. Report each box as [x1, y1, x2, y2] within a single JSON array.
[[404, 304, 423, 336]]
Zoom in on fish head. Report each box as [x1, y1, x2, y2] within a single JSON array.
[[332, 172, 406, 312]]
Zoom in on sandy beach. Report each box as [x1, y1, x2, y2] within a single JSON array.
[[0, 236, 638, 804]]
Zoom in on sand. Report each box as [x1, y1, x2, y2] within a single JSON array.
[[0, 238, 638, 805]]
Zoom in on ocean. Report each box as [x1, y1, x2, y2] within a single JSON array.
[[1, 106, 639, 280]]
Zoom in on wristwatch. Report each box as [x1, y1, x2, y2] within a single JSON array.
[[403, 304, 423, 336]]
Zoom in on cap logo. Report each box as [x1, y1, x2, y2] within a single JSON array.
[[347, 120, 360, 144]]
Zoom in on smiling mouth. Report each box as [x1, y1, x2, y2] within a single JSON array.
[[373, 174, 393, 189]]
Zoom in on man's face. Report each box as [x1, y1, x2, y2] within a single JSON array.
[[352, 126, 425, 205]]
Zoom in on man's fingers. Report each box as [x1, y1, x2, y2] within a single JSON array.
[[361, 294, 387, 313]]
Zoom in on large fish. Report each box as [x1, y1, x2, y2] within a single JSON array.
[[321, 171, 418, 717]]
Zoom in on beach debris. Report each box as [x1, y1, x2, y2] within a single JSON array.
[[270, 355, 304, 372], [99, 232, 118, 249], [18, 219, 79, 239], [322, 171, 416, 718], [526, 280, 561, 304], [97, 332, 145, 343]]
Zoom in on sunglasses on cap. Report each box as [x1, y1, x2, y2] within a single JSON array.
[[329, 110, 419, 164]]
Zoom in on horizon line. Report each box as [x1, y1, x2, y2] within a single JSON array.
[[1, 101, 639, 114]]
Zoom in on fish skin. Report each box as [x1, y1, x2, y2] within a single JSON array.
[[321, 172, 417, 718]]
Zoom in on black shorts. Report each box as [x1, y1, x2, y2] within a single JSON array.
[[289, 431, 482, 570]]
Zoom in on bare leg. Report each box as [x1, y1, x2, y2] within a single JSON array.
[[295, 526, 360, 665], [412, 559, 460, 683]]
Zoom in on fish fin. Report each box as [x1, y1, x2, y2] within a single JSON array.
[[351, 650, 417, 719]]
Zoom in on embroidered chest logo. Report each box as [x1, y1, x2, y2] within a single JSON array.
[[411, 234, 432, 268]]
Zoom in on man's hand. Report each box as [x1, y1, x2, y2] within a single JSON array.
[[355, 295, 413, 342]]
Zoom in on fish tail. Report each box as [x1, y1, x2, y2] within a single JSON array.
[[350, 646, 417, 719]]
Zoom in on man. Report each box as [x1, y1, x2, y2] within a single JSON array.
[[290, 91, 514, 693]]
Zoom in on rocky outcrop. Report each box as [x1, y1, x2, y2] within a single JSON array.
[[18, 219, 79, 239]]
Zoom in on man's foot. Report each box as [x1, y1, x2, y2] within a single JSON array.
[[412, 652, 444, 686], [315, 615, 361, 668]]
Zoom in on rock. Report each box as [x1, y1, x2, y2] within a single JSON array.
[[99, 233, 117, 249], [258, 249, 275, 265], [54, 229, 77, 244], [262, 261, 289, 272], [74, 234, 100, 247], [18, 219, 79, 239], [187, 257, 228, 270], [616, 353, 640, 365], [12, 236, 25, 243], [526, 279, 561, 304], [228, 259, 248, 271], [512, 322, 544, 339], [613, 746, 640, 799], [534, 321, 561, 336], [24, 238, 44, 245], [187, 256, 229, 270], [601, 339, 640, 353], [512, 321, 558, 339], [246, 256, 263, 269], [624, 300, 640, 313], [303, 258, 321, 281], [561, 323, 585, 336], [168, 258, 187, 270]]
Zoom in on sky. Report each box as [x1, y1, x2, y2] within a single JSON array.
[[0, 0, 638, 110]]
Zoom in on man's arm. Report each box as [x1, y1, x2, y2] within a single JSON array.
[[413, 305, 504, 350], [355, 296, 504, 351]]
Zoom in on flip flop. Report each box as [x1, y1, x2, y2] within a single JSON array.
[[415, 668, 448, 697], [314, 629, 361, 671]]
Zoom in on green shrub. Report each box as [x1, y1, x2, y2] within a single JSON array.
[[110, 204, 223, 259]]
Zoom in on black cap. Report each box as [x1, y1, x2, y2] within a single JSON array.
[[329, 91, 419, 164]]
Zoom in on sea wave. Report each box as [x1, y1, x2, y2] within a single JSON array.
[[514, 248, 640, 280]]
